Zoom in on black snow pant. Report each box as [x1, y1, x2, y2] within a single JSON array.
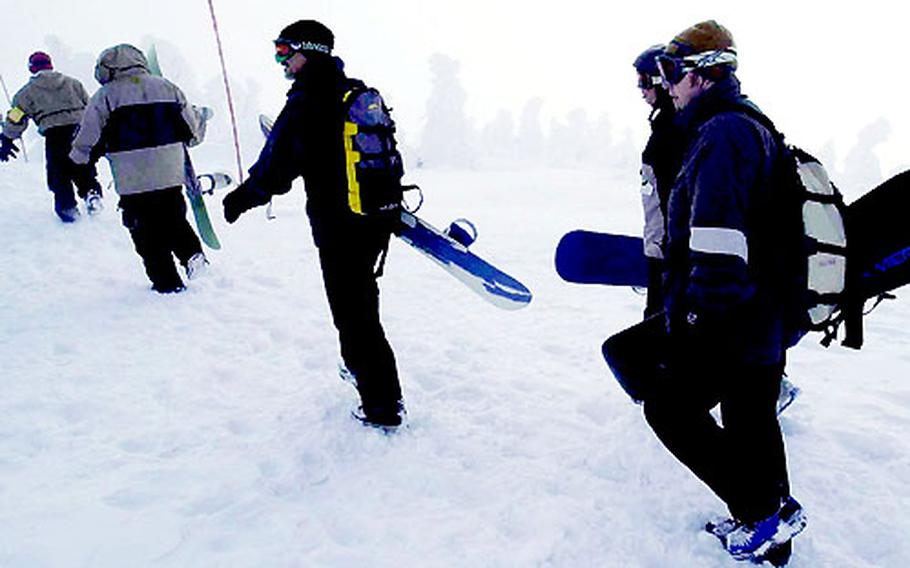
[[318, 231, 401, 413], [643, 350, 789, 524], [119, 187, 202, 292], [44, 124, 101, 217]]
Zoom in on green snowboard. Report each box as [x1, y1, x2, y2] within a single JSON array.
[[147, 45, 221, 250]]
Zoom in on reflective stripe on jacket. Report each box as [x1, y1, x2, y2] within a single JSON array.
[[664, 76, 785, 364]]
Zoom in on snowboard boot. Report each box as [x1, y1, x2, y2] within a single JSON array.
[[85, 190, 104, 216], [151, 273, 187, 294], [185, 252, 209, 280], [707, 517, 792, 565], [722, 496, 807, 562], [152, 282, 186, 294], [57, 206, 80, 223], [352, 400, 407, 433]]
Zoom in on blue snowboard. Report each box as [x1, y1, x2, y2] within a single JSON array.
[[397, 211, 531, 310], [259, 114, 531, 310], [555, 230, 647, 287], [557, 170, 910, 295]]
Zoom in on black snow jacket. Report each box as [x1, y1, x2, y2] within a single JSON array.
[[663, 76, 787, 365], [243, 56, 385, 247]]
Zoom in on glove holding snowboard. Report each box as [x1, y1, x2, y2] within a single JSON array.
[[223, 180, 270, 223]]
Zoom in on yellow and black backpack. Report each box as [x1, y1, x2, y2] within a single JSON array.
[[340, 85, 405, 218]]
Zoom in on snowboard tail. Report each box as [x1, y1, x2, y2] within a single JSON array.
[[555, 230, 648, 287], [846, 170, 910, 300], [183, 148, 221, 250], [397, 211, 532, 310]]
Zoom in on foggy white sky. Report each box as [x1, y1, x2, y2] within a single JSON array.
[[3, 0, 907, 176]]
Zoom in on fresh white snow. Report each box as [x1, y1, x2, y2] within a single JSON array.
[[2, 156, 909, 567]]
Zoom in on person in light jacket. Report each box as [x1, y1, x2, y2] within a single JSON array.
[[1, 51, 102, 222], [70, 44, 209, 293]]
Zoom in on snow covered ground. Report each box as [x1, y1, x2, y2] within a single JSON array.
[[1, 157, 909, 567]]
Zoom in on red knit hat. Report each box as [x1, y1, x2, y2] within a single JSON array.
[[28, 51, 53, 74]]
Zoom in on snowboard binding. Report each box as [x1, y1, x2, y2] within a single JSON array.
[[445, 218, 478, 248]]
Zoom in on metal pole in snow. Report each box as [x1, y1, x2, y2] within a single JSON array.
[[206, 0, 243, 184]]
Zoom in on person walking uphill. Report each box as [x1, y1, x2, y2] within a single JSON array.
[[641, 21, 807, 565], [1, 51, 102, 222], [222, 20, 406, 431], [70, 44, 210, 294], [633, 44, 684, 318]]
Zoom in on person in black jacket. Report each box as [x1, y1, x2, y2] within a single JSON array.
[[633, 44, 684, 318], [222, 20, 405, 431], [642, 20, 806, 564]]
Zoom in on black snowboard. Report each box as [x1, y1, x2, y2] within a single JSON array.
[[846, 170, 910, 300]]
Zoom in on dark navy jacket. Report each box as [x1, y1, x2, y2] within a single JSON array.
[[663, 76, 787, 365], [244, 56, 381, 247]]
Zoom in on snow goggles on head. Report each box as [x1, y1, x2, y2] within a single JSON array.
[[656, 48, 737, 86], [656, 55, 690, 86], [274, 41, 299, 64], [637, 72, 662, 90], [273, 38, 332, 63]]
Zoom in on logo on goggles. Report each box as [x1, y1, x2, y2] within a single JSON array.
[[274, 39, 331, 55]]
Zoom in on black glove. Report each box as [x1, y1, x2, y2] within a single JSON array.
[[223, 180, 270, 223], [0, 134, 19, 162]]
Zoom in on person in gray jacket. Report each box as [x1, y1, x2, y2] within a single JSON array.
[[70, 44, 208, 293], [1, 51, 102, 222], [633, 43, 684, 319]]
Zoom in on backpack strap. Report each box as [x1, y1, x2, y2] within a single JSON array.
[[839, 298, 864, 348], [723, 101, 860, 348]]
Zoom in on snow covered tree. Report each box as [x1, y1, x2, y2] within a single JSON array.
[[517, 97, 545, 166], [841, 117, 890, 198], [418, 53, 474, 169], [478, 110, 516, 168]]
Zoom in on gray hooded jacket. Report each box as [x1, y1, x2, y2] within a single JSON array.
[[70, 44, 206, 196], [2, 71, 90, 138]]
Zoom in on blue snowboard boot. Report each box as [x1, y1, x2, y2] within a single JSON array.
[[717, 496, 807, 565]]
